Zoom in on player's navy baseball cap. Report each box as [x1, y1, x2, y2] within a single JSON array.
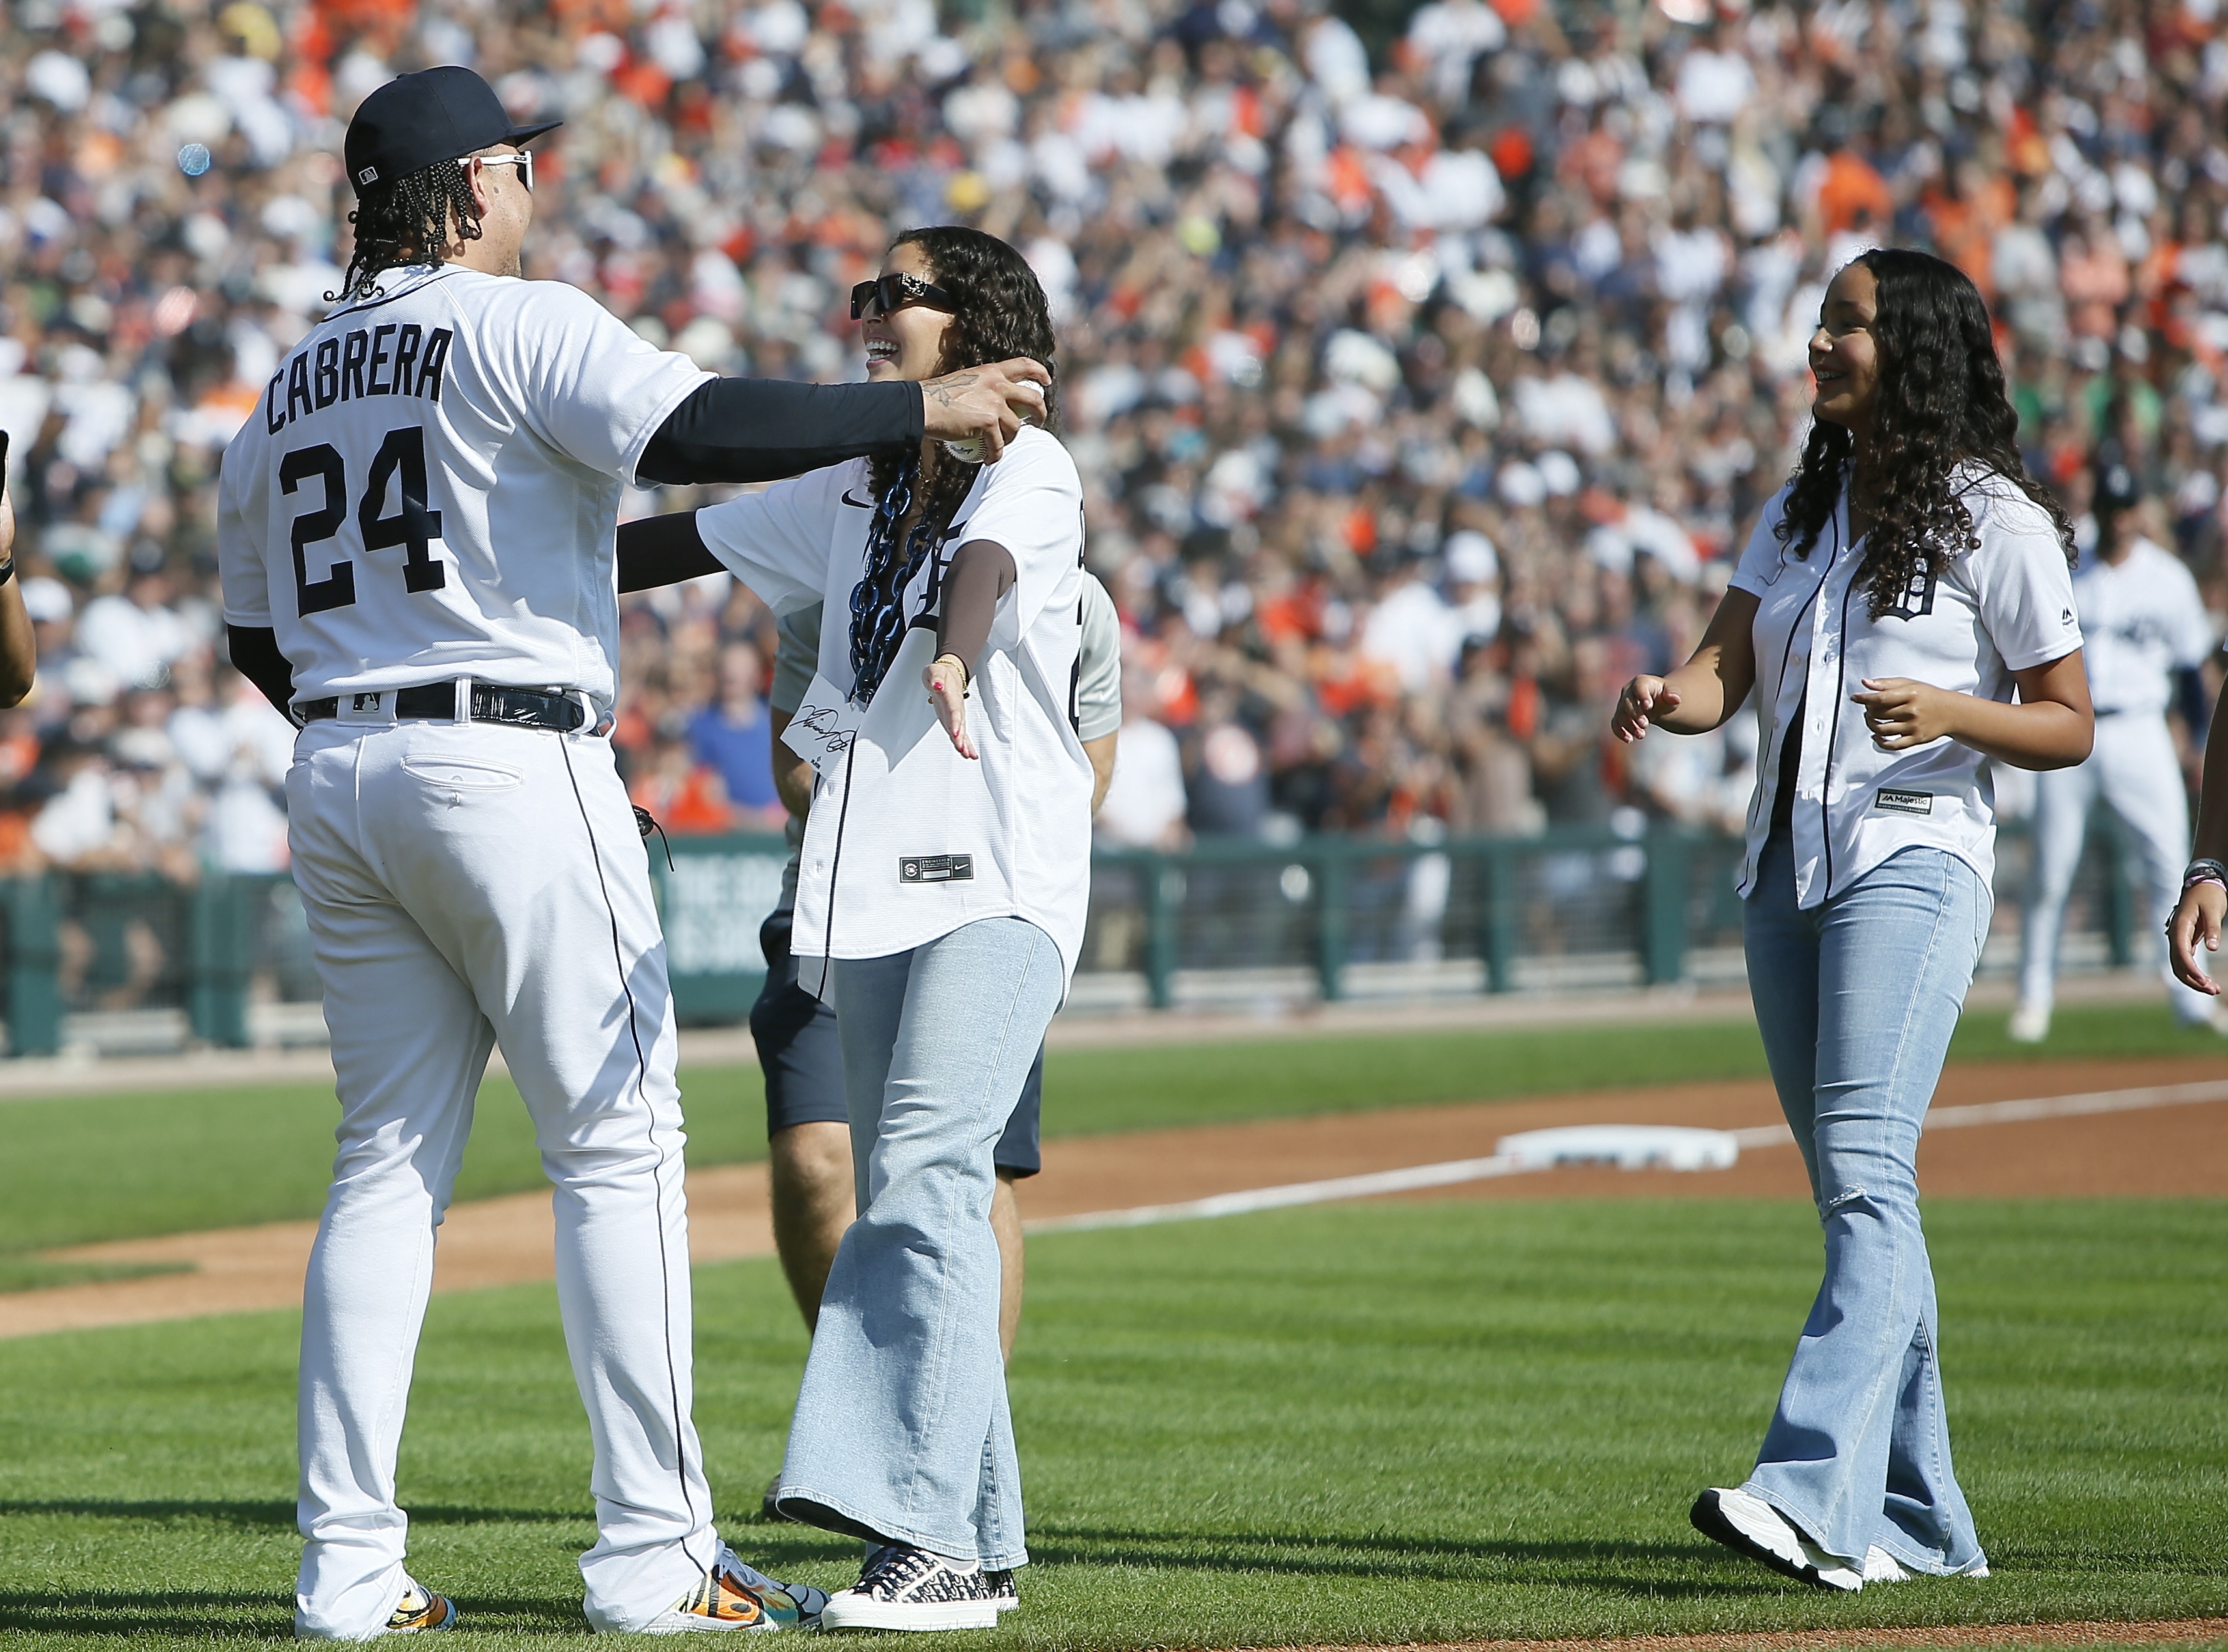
[[344, 66, 561, 195], [2093, 443, 2140, 514]]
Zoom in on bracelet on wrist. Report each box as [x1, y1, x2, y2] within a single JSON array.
[[932, 652, 969, 694], [2184, 858, 2227, 891]]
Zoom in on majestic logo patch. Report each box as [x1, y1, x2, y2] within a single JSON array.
[[900, 854, 973, 884], [1874, 788, 1934, 815]]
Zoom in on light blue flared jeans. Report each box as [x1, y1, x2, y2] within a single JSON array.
[[1739, 832, 1990, 1576], [775, 916, 1063, 1569]]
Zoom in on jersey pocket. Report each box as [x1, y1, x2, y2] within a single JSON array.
[[400, 755, 525, 792]]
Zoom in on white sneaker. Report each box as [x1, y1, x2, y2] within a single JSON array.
[[818, 1545, 1001, 1632], [1690, 1487, 1863, 1592], [2007, 1002, 2050, 1043], [1863, 1546, 1910, 1583]]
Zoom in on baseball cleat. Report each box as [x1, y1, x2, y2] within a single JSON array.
[[2006, 1002, 2050, 1043], [637, 1546, 828, 1634], [382, 1578, 458, 1634], [818, 1543, 1001, 1632], [1690, 1487, 1862, 1592]]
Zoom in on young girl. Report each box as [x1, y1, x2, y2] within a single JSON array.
[[1613, 248, 2091, 1589], [618, 225, 1089, 1630]]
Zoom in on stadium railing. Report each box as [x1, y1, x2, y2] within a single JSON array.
[[0, 815, 2147, 1054]]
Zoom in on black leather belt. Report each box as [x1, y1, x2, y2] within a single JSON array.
[[296, 682, 587, 732]]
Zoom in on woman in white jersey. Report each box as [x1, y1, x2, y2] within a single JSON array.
[[1612, 250, 2091, 1591], [619, 227, 1088, 1629]]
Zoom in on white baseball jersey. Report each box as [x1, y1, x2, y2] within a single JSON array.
[[695, 428, 1093, 987], [2070, 536, 2212, 716], [1733, 467, 2083, 908], [216, 263, 710, 708]]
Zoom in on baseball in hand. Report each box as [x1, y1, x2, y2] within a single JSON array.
[[941, 438, 988, 463]]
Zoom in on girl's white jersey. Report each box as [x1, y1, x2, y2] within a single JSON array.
[[1733, 468, 2083, 908], [694, 427, 1093, 988], [217, 264, 710, 710]]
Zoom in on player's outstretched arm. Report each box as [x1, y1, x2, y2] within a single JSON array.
[[632, 358, 1046, 488], [616, 512, 720, 591], [227, 625, 299, 721]]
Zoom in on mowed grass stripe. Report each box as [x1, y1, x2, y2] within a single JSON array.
[[0, 1197, 2223, 1649], [0, 1000, 2212, 1266]]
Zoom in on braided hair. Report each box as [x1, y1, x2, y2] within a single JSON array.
[[863, 225, 1059, 559], [329, 159, 482, 303], [1774, 247, 2075, 618]]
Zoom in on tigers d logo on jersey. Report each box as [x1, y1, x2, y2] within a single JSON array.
[[1880, 565, 1938, 622]]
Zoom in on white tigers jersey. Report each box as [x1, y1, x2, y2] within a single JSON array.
[[217, 262, 709, 710]]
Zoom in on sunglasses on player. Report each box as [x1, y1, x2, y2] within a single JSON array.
[[478, 150, 535, 192], [850, 272, 957, 321]]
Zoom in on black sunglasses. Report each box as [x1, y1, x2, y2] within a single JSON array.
[[851, 272, 957, 321]]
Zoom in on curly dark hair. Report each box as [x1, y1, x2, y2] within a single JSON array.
[[1775, 247, 2074, 618], [865, 225, 1059, 548], [329, 159, 482, 303]]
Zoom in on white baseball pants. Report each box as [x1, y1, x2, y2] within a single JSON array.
[[2018, 709, 2210, 1023], [285, 708, 719, 1638]]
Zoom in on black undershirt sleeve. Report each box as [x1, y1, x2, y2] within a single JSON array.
[[226, 624, 298, 721], [635, 378, 924, 486], [616, 510, 721, 593], [934, 541, 1018, 675]]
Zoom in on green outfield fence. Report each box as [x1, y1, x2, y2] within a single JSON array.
[[0, 811, 2152, 1054]]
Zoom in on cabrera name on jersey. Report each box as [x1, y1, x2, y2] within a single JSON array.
[[217, 264, 710, 709]]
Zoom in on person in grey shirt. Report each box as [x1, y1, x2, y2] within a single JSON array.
[[749, 576, 1121, 1426]]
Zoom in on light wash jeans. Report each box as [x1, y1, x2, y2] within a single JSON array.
[[775, 916, 1063, 1569], [1739, 832, 1990, 1577]]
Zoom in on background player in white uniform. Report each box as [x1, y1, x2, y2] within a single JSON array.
[[214, 68, 1046, 1640], [2012, 455, 2218, 1040]]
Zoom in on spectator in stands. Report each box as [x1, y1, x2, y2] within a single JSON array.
[[1, 0, 2225, 985], [686, 640, 787, 830]]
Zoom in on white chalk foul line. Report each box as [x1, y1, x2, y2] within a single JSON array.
[[1025, 1078, 2228, 1236]]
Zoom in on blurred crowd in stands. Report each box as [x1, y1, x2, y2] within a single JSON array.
[[3, 0, 2228, 886]]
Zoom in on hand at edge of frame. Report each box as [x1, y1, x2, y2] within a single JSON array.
[[2169, 878, 2226, 995]]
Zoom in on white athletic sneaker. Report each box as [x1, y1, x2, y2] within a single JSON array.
[[1690, 1487, 1863, 1592], [1863, 1546, 1910, 1583], [818, 1544, 1001, 1632], [635, 1546, 829, 1633], [2007, 1002, 2051, 1043]]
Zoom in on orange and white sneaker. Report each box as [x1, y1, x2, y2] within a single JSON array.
[[381, 1580, 458, 1634], [639, 1545, 829, 1634]]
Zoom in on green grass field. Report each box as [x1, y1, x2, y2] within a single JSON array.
[[0, 1197, 2224, 1648], [0, 998, 2211, 1268]]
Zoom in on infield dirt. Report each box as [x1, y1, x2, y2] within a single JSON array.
[[5, 1052, 2224, 1338]]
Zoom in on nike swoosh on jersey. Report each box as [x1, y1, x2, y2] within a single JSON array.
[[841, 490, 874, 509]]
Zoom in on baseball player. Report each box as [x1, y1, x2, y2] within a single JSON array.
[[215, 66, 1045, 1638], [2013, 456, 2218, 1040]]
